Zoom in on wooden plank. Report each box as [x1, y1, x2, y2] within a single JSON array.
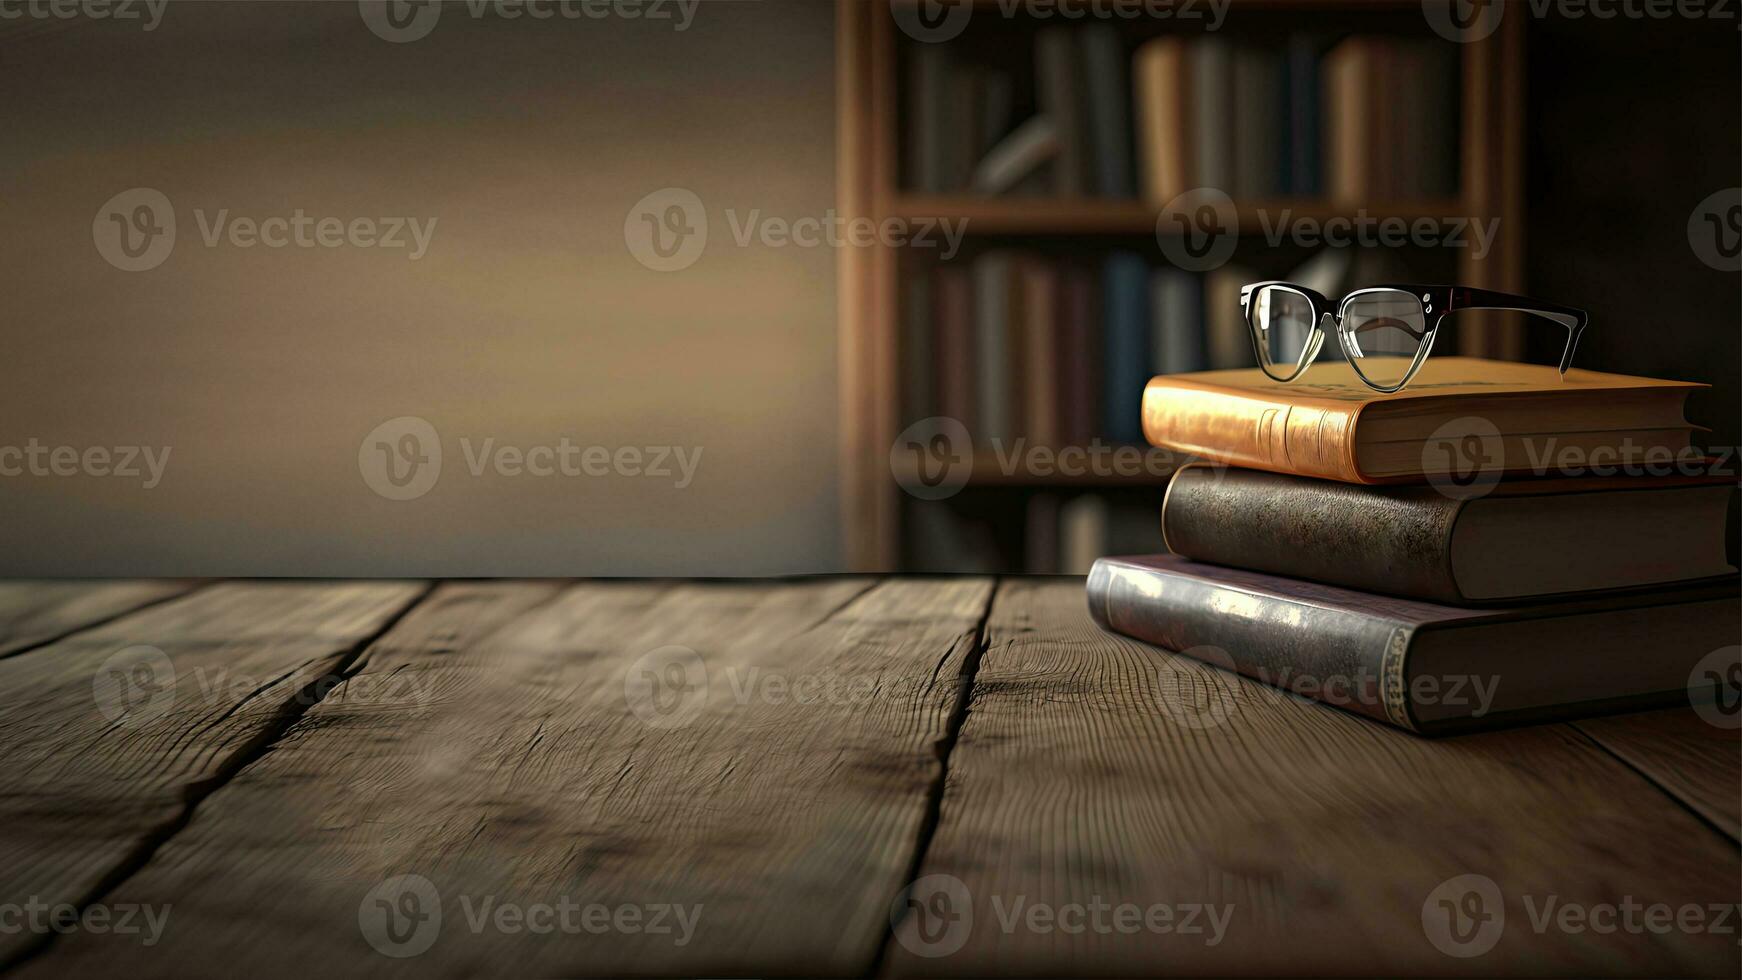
[[0, 581, 426, 967], [20, 578, 997, 978], [883, 579, 1742, 978], [1576, 709, 1741, 842], [0, 581, 196, 658]]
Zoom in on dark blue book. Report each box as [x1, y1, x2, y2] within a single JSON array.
[[1102, 251, 1150, 445], [1283, 36, 1322, 197]]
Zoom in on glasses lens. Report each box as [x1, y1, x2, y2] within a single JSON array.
[[1249, 285, 1318, 381], [1341, 290, 1430, 389]]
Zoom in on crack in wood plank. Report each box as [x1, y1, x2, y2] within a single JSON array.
[[0, 581, 435, 974], [0, 582, 207, 662], [15, 578, 996, 978], [881, 578, 1742, 978], [869, 577, 999, 979], [1571, 713, 1742, 845]]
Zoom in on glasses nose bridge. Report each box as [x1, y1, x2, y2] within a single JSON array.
[[1319, 310, 1339, 333]]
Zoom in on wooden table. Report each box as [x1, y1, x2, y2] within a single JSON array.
[[0, 579, 1736, 978]]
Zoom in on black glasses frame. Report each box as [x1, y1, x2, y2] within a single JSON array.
[[1238, 282, 1590, 393]]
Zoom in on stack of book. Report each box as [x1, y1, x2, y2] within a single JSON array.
[[1089, 358, 1740, 734]]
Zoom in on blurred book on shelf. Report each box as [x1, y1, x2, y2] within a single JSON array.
[[909, 28, 1463, 203], [902, 254, 1259, 447], [1322, 35, 1460, 202]]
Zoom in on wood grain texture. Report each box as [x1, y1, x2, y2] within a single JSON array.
[[0, 581, 196, 658], [21, 578, 996, 979], [883, 579, 1742, 978], [1576, 709, 1742, 842], [0, 581, 426, 966]]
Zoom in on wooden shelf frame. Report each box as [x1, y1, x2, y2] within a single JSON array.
[[837, 1, 1527, 571]]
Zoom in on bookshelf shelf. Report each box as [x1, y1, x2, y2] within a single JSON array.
[[837, 0, 1525, 571], [886, 195, 1470, 235]]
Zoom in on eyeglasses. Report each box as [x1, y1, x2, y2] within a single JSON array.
[[1239, 283, 1590, 393]]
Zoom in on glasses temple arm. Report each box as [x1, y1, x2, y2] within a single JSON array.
[[1447, 287, 1589, 374]]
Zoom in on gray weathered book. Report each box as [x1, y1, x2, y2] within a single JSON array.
[[1162, 464, 1738, 603], [1088, 552, 1740, 735]]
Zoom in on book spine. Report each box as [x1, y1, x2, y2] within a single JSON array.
[[1103, 252, 1151, 445], [1232, 45, 1282, 200], [1191, 38, 1234, 194], [1140, 376, 1367, 482], [1023, 260, 1059, 446], [1150, 267, 1205, 376], [1036, 28, 1086, 197], [1058, 265, 1100, 446], [934, 266, 976, 432], [1081, 25, 1134, 198], [1085, 557, 1421, 731], [901, 273, 934, 423], [974, 252, 1015, 442], [1284, 36, 1321, 197], [1161, 465, 1467, 603], [1323, 37, 1368, 204], [908, 45, 948, 195], [1134, 38, 1190, 203]]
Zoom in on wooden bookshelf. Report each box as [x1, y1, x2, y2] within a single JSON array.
[[837, 0, 1527, 571]]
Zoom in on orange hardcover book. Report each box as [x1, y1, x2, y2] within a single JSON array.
[[1140, 357, 1704, 484]]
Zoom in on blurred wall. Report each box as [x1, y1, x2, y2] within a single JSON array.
[[0, 0, 841, 576]]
